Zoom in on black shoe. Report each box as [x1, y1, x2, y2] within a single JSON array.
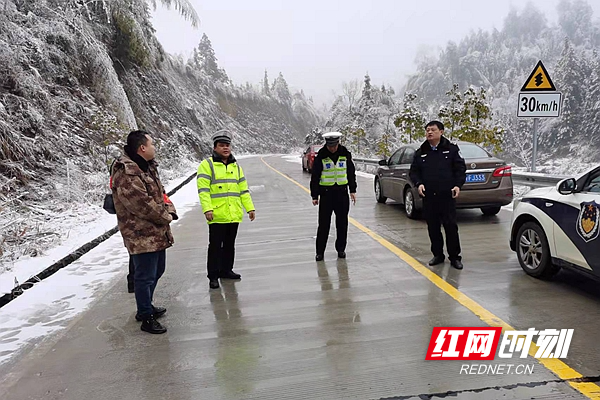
[[140, 316, 167, 334], [315, 254, 324, 261], [221, 271, 241, 280], [136, 306, 166, 321], [209, 279, 220, 289], [337, 252, 346, 259], [451, 260, 464, 270], [153, 306, 166, 318], [428, 256, 445, 266]]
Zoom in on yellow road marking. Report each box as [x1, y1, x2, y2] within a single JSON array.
[[261, 156, 600, 399]]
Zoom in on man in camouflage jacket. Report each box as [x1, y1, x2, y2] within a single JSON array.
[[112, 130, 177, 334]]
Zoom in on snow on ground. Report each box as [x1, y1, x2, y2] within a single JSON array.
[[282, 154, 302, 164], [0, 234, 129, 366], [0, 209, 119, 295], [512, 159, 597, 177], [0, 156, 219, 366], [356, 171, 375, 180], [0, 159, 197, 295], [535, 157, 597, 176]]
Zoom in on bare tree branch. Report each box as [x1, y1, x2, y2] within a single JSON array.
[[342, 80, 361, 112]]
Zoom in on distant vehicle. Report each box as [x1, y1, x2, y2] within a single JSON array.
[[374, 141, 513, 218], [302, 144, 323, 173], [510, 164, 600, 279]]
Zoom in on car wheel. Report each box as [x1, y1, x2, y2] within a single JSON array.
[[516, 222, 560, 279], [481, 206, 501, 216], [404, 187, 419, 219], [375, 178, 387, 203]]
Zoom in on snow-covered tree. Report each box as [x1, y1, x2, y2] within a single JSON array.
[[557, 0, 593, 46], [585, 50, 600, 149], [262, 69, 270, 96], [272, 72, 291, 104], [326, 96, 348, 129], [304, 127, 323, 145], [502, 117, 535, 169], [355, 73, 377, 133], [195, 33, 229, 82], [394, 92, 426, 144], [438, 84, 464, 137], [552, 38, 585, 152], [359, 72, 373, 107], [48, 0, 199, 28]]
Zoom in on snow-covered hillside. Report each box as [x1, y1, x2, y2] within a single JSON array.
[[0, 0, 321, 266]]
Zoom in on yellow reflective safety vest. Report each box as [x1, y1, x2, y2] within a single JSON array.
[[319, 156, 348, 186], [197, 156, 255, 224]]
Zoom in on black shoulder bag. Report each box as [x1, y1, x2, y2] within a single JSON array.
[[102, 160, 117, 214]]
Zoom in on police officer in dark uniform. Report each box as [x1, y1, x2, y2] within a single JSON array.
[[311, 132, 357, 261], [409, 121, 466, 269]]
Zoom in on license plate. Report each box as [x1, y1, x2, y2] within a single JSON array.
[[466, 173, 486, 183]]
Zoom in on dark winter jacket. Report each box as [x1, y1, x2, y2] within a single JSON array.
[[310, 144, 357, 199], [111, 146, 177, 255], [409, 136, 466, 197]]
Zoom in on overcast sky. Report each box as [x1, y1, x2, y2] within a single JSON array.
[[150, 0, 599, 107]]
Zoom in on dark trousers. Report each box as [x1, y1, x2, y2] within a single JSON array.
[[316, 189, 350, 255], [131, 250, 166, 318], [208, 223, 239, 280], [423, 196, 461, 261], [127, 256, 135, 290]]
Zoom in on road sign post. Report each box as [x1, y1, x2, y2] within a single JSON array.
[[517, 60, 562, 172], [532, 118, 539, 172]]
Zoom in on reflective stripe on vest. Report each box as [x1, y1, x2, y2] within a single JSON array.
[[206, 159, 245, 195], [320, 156, 348, 186]]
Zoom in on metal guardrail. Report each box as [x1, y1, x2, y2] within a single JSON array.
[[0, 172, 198, 307], [511, 172, 566, 188], [352, 157, 566, 188], [353, 157, 379, 165]]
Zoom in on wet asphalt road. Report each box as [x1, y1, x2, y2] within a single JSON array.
[[1, 155, 599, 400]]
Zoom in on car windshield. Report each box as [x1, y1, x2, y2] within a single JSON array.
[[458, 144, 491, 158]]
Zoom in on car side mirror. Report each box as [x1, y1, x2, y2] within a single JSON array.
[[378, 159, 387, 166], [557, 178, 576, 195]]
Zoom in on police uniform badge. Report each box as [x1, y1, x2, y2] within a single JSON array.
[[576, 201, 600, 243], [325, 163, 331, 168]]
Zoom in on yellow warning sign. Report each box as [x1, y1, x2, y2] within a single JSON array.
[[521, 60, 556, 91]]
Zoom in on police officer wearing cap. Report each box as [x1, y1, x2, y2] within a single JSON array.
[[197, 129, 256, 289], [409, 121, 466, 270], [310, 132, 357, 261]]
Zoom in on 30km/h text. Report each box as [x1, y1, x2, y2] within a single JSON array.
[[517, 93, 562, 117]]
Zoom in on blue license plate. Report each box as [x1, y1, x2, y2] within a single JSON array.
[[466, 173, 486, 183]]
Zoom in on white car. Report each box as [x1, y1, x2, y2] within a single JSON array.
[[509, 164, 600, 279]]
